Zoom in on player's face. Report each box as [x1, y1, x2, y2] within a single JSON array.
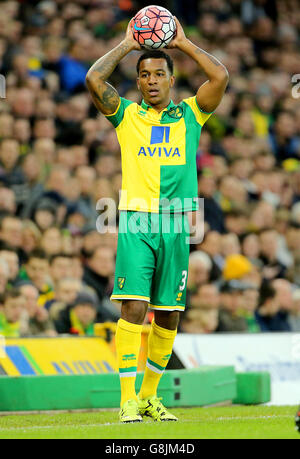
[[137, 58, 175, 109]]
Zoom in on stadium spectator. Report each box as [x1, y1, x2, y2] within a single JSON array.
[[0, 214, 23, 253], [255, 281, 290, 332], [239, 284, 261, 333], [0, 0, 298, 336], [0, 288, 26, 338], [198, 231, 223, 281], [57, 34, 94, 94], [40, 227, 63, 256], [259, 229, 287, 280], [0, 214, 28, 268], [0, 187, 17, 214], [272, 278, 293, 314], [0, 138, 25, 189], [198, 172, 226, 233], [188, 283, 220, 311], [22, 220, 42, 255], [83, 245, 118, 321], [49, 253, 73, 288], [17, 249, 54, 307], [221, 234, 241, 258], [270, 278, 293, 331], [19, 283, 57, 337], [187, 251, 213, 307], [33, 206, 57, 235], [216, 281, 249, 332], [0, 258, 9, 294], [288, 290, 300, 332], [0, 243, 19, 286], [269, 111, 300, 163], [54, 291, 98, 336], [181, 283, 220, 333], [46, 277, 83, 320], [241, 233, 263, 270], [81, 225, 103, 256], [181, 307, 219, 334], [83, 245, 114, 300], [71, 254, 85, 281]]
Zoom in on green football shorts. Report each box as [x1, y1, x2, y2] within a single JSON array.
[[110, 211, 190, 311]]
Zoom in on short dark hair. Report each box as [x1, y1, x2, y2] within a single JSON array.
[[27, 248, 49, 262], [258, 281, 276, 308], [136, 50, 174, 75], [0, 241, 18, 253], [2, 288, 23, 304]]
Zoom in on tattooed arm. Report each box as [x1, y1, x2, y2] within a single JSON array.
[[168, 17, 229, 113], [86, 22, 141, 115]]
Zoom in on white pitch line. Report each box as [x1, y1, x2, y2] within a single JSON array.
[[0, 414, 293, 432], [0, 423, 118, 432], [215, 414, 292, 422]]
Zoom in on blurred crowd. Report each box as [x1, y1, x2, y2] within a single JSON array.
[[0, 0, 299, 338]]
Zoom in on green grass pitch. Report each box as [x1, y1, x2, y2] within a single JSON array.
[[0, 406, 299, 439]]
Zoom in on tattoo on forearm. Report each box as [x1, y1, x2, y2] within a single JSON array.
[[100, 85, 119, 110], [91, 83, 119, 112], [92, 42, 132, 81], [88, 41, 131, 112], [195, 48, 221, 66]]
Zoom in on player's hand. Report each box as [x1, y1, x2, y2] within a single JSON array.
[[167, 17, 188, 49], [35, 307, 49, 323], [124, 19, 142, 51]]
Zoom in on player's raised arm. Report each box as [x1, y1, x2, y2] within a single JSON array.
[[86, 22, 141, 115], [168, 17, 229, 113]]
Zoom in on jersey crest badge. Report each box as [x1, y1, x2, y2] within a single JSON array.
[[167, 106, 183, 119], [118, 277, 126, 289]]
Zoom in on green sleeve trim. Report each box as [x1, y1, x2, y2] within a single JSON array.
[[105, 97, 134, 128]]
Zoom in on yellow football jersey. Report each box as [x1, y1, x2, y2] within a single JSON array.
[[105, 96, 212, 213]]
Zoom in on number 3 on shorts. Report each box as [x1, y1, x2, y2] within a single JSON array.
[[179, 270, 187, 291]]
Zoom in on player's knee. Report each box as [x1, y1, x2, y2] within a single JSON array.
[[154, 310, 180, 330], [121, 300, 148, 325]]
